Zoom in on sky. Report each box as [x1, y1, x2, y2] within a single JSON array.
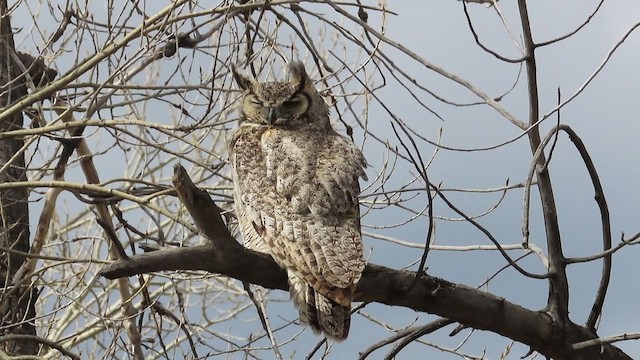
[[10, 0, 640, 359], [357, 1, 640, 358]]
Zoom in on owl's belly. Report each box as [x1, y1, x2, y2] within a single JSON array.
[[258, 128, 318, 214]]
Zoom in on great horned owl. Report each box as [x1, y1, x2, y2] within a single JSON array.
[[228, 62, 367, 340]]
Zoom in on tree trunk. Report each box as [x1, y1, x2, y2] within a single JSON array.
[[0, 0, 37, 355]]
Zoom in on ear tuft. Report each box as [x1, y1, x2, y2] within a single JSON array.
[[231, 65, 253, 91], [288, 61, 308, 92]]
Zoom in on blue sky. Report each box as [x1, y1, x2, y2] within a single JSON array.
[[13, 0, 640, 358], [353, 1, 640, 358]]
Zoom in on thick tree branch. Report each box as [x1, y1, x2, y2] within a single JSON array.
[[0, 1, 41, 356], [99, 165, 630, 360], [100, 243, 630, 360]]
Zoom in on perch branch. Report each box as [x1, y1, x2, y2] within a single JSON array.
[[100, 165, 630, 360]]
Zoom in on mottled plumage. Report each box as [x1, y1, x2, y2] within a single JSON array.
[[228, 62, 367, 340]]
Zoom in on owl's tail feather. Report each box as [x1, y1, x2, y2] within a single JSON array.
[[288, 273, 352, 341]]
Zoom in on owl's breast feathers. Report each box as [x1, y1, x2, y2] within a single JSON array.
[[230, 124, 367, 302]]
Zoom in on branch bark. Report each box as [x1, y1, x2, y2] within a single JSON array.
[[100, 165, 631, 360], [0, 1, 36, 355], [517, 0, 570, 327]]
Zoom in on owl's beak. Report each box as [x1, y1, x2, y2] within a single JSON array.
[[267, 107, 277, 125]]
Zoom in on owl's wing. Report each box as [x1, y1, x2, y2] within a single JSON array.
[[230, 126, 367, 303], [294, 132, 367, 288]]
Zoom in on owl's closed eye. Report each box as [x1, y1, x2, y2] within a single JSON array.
[[232, 63, 318, 127]]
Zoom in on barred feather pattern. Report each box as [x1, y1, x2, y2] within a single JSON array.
[[229, 63, 366, 340], [231, 123, 366, 340]]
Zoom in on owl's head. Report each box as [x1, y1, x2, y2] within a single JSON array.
[[232, 62, 329, 128]]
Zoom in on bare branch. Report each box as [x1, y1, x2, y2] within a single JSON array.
[[573, 333, 640, 351], [0, 335, 80, 360], [558, 126, 611, 331], [100, 166, 630, 360], [536, 0, 605, 47], [517, 0, 569, 326], [462, 1, 526, 63], [3, 1, 637, 358]]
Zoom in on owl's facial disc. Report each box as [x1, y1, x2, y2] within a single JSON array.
[[245, 92, 310, 125], [271, 93, 310, 125]]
